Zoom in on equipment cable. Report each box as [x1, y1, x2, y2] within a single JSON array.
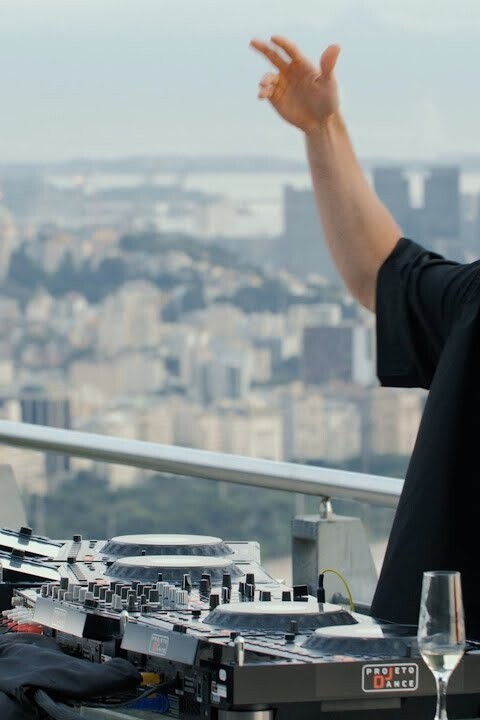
[[320, 568, 355, 611], [34, 689, 85, 720], [82, 680, 176, 709]]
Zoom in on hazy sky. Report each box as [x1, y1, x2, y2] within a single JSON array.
[[1, 0, 480, 163]]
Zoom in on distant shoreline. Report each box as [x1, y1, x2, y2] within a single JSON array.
[[2, 156, 480, 176]]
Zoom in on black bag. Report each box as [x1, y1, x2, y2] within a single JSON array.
[[0, 633, 142, 719]]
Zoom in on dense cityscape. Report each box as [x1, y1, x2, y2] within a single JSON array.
[[0, 157, 473, 548]]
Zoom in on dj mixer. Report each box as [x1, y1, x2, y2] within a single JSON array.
[[1, 526, 480, 719]]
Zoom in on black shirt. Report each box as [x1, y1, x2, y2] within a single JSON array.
[[371, 237, 480, 640]]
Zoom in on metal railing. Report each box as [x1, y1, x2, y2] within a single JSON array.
[[0, 420, 403, 507]]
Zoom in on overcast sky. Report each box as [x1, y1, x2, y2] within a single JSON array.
[[1, 0, 480, 163]]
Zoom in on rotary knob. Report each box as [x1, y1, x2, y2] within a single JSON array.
[[149, 589, 159, 604], [199, 579, 211, 599], [167, 586, 177, 607], [209, 594, 220, 610], [201, 573, 212, 591], [121, 586, 132, 601], [127, 595, 137, 612], [222, 573, 232, 589], [176, 590, 189, 608], [245, 584, 255, 600], [112, 594, 123, 612], [182, 574, 192, 593]]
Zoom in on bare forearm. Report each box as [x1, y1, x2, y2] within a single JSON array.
[[305, 113, 401, 311]]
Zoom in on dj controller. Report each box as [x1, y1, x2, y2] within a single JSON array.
[[1, 525, 480, 719]]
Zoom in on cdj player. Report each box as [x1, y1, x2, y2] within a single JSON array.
[[2, 525, 480, 719]]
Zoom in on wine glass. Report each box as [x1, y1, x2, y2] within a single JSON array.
[[417, 571, 465, 720]]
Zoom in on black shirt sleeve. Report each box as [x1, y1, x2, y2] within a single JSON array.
[[376, 237, 480, 389]]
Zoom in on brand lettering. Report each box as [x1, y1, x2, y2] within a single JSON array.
[[362, 663, 419, 693]]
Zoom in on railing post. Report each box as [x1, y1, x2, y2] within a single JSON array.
[[292, 496, 378, 606], [319, 497, 333, 520]]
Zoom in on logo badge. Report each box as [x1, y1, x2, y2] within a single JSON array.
[[51, 607, 67, 630], [149, 633, 170, 657], [362, 663, 419, 692]]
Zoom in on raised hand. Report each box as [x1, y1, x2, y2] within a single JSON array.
[[249, 36, 341, 134]]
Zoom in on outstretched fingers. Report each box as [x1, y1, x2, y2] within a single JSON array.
[[249, 39, 289, 72], [270, 35, 302, 61]]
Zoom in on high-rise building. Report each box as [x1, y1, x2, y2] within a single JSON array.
[[372, 167, 411, 234], [190, 350, 253, 406], [282, 186, 339, 283], [282, 388, 361, 463], [0, 204, 17, 280], [471, 193, 480, 258], [220, 406, 283, 461], [20, 386, 71, 486], [301, 324, 375, 387], [423, 167, 460, 253], [370, 387, 426, 456]]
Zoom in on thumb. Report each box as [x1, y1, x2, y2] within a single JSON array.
[[320, 44, 341, 79]]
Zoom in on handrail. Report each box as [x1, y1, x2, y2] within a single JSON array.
[[0, 420, 403, 508]]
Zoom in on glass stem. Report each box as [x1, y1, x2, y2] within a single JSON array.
[[435, 674, 449, 720]]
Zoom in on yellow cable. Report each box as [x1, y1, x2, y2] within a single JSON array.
[[320, 568, 355, 612], [140, 672, 162, 686]]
